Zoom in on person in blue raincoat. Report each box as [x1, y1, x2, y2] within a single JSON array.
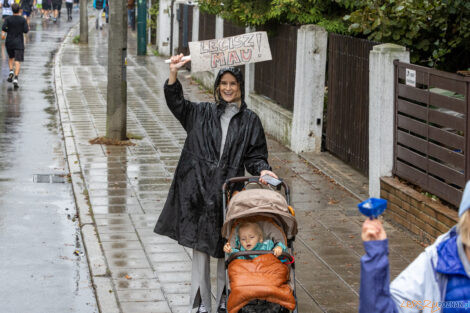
[[359, 182, 470, 313]]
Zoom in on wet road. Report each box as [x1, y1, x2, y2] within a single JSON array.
[[0, 10, 97, 313]]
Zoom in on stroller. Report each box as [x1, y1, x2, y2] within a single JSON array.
[[221, 176, 298, 313]]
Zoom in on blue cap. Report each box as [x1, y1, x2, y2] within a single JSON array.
[[459, 181, 470, 217]]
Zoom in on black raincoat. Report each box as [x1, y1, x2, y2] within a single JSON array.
[[154, 67, 271, 258]]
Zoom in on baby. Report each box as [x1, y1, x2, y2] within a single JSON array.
[[223, 222, 287, 259]]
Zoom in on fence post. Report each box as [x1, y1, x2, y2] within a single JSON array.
[[192, 6, 199, 42], [157, 0, 171, 56], [215, 16, 223, 39], [290, 25, 327, 153], [369, 44, 409, 197]]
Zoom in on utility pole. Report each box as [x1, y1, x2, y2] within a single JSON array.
[[137, 0, 147, 55], [79, 0, 88, 43], [106, 0, 128, 140]]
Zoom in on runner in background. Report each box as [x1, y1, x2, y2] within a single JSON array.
[[19, 0, 34, 25], [65, 0, 72, 21], [1, 3, 29, 88]]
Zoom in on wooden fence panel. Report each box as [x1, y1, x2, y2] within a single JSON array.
[[198, 12, 216, 41], [325, 34, 379, 175], [254, 25, 298, 111], [393, 61, 470, 207]]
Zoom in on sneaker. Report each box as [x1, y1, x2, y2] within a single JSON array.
[[196, 303, 209, 313], [13, 78, 18, 88], [217, 294, 227, 313], [7, 71, 14, 82]]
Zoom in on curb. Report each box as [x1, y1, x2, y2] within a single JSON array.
[[54, 23, 121, 313]]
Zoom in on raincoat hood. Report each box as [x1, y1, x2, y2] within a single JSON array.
[[459, 181, 470, 217], [213, 67, 245, 104]]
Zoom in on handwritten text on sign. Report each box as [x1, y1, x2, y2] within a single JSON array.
[[188, 32, 272, 73]]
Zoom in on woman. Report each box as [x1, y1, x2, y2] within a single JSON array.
[[359, 182, 470, 313], [154, 54, 278, 313]]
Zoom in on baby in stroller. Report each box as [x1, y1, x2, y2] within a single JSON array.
[[222, 177, 298, 313], [223, 221, 287, 259]]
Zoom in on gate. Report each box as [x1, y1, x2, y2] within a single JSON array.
[[393, 61, 470, 207], [324, 34, 379, 176], [177, 4, 193, 70], [198, 11, 216, 41], [254, 25, 298, 111]]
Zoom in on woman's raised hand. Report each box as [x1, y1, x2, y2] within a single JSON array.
[[168, 53, 191, 85], [169, 53, 191, 72], [361, 218, 387, 242]]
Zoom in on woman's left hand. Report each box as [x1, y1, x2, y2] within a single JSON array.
[[259, 170, 278, 185]]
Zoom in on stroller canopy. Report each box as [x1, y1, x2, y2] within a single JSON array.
[[222, 188, 298, 240]]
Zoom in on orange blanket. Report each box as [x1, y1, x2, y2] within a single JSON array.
[[227, 254, 296, 313]]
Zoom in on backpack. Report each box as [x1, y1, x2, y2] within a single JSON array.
[[95, 0, 104, 9]]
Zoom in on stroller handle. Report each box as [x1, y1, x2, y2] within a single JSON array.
[[222, 176, 290, 206], [225, 251, 294, 267]]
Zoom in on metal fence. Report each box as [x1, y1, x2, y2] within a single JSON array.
[[324, 34, 379, 175], [254, 25, 298, 111], [393, 61, 470, 207]]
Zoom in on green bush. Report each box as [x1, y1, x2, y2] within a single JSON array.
[[197, 0, 469, 71], [198, 0, 350, 33], [345, 0, 470, 71]]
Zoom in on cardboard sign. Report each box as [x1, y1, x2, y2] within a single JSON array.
[[188, 31, 272, 73]]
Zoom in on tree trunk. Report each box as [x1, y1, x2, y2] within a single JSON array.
[[106, 0, 128, 140], [79, 0, 88, 43]]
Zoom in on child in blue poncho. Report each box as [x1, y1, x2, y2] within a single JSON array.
[[223, 221, 287, 259], [359, 181, 470, 313]]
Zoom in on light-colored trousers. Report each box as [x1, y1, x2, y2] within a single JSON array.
[[190, 249, 225, 313], [95, 8, 103, 28]]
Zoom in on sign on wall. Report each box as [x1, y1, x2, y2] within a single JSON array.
[[405, 69, 416, 87], [188, 31, 272, 73]]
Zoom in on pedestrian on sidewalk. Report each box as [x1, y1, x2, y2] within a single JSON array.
[[1, 0, 14, 39], [1, 0, 14, 20], [19, 0, 34, 26], [154, 54, 278, 313], [65, 0, 72, 21], [92, 0, 105, 30], [51, 0, 59, 22], [2, 2, 28, 88], [41, 0, 50, 19], [127, 0, 134, 30], [104, 0, 108, 23], [359, 182, 470, 313]]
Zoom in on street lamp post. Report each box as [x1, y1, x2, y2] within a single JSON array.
[[137, 0, 147, 55]]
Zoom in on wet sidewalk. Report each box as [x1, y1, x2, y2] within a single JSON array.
[[55, 22, 424, 313]]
